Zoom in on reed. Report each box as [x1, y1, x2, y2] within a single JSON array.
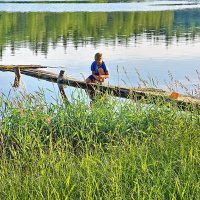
[[0, 90, 199, 199]]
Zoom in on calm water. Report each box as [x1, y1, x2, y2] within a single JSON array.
[[0, 1, 200, 100]]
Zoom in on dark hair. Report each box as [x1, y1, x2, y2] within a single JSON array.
[[94, 53, 103, 60]]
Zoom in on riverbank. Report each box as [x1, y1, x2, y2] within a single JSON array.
[[0, 91, 199, 199]]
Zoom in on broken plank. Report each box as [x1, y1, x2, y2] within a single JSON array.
[[0, 65, 47, 71], [0, 67, 199, 111], [19, 69, 200, 111]]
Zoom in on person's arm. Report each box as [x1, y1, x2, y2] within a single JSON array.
[[92, 71, 101, 80], [99, 73, 110, 79], [99, 62, 110, 79]]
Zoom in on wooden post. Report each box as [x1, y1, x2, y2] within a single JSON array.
[[13, 67, 21, 88], [57, 70, 69, 103]]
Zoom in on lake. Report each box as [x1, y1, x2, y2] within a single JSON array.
[[0, 0, 200, 101]]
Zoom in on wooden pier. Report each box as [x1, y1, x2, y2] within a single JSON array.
[[0, 65, 199, 110]]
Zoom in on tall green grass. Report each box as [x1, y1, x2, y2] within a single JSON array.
[[0, 91, 199, 199]]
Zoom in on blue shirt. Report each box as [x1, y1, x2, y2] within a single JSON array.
[[91, 61, 109, 75]]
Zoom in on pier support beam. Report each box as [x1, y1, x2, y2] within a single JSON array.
[[13, 67, 21, 88], [57, 70, 69, 103]]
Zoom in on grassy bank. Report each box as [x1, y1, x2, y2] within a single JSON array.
[[0, 92, 199, 199]]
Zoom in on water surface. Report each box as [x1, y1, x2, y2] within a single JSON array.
[[0, 1, 200, 100]]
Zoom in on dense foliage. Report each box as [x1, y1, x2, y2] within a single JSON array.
[[0, 92, 199, 199]]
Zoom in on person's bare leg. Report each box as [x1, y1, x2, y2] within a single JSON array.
[[98, 68, 106, 82]]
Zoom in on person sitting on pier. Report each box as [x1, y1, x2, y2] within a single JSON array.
[[86, 53, 110, 83]]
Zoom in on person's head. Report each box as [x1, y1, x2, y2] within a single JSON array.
[[94, 53, 103, 66]]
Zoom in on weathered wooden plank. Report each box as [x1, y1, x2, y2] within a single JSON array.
[[0, 65, 47, 71], [0, 67, 199, 110], [20, 69, 200, 110]]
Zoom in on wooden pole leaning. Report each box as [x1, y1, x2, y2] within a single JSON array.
[[13, 67, 21, 88], [57, 70, 69, 103]]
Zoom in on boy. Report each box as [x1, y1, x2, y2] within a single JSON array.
[[86, 53, 109, 83]]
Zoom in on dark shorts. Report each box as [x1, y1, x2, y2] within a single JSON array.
[[88, 75, 96, 81]]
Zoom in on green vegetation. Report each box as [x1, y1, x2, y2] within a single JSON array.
[[0, 91, 199, 199], [1, 10, 200, 56]]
